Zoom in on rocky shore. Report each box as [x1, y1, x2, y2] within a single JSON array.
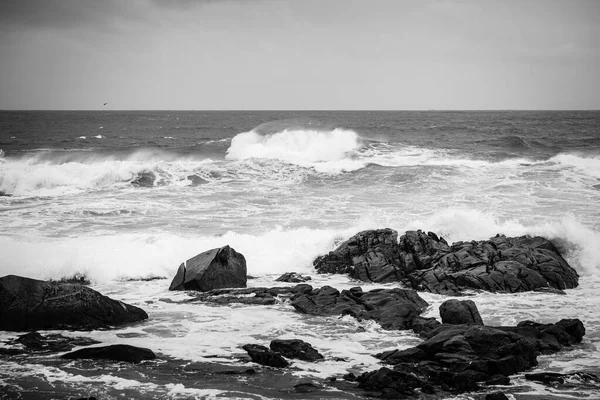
[[0, 229, 595, 399]]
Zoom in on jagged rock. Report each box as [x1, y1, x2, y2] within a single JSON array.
[[169, 246, 247, 292], [275, 272, 311, 283], [270, 339, 323, 362], [312, 229, 578, 295], [0, 275, 148, 331], [131, 170, 156, 187], [186, 174, 209, 186], [439, 299, 484, 325], [314, 229, 403, 282], [366, 318, 585, 395], [291, 286, 429, 331], [61, 344, 156, 363], [242, 344, 289, 368], [485, 392, 509, 400]]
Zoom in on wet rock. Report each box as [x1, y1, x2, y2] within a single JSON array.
[[275, 272, 311, 283], [0, 275, 148, 331], [291, 286, 429, 331], [439, 299, 484, 325], [13, 331, 100, 352], [365, 318, 585, 395], [524, 371, 599, 385], [131, 170, 156, 187], [291, 382, 322, 393], [312, 229, 579, 295], [61, 344, 156, 363], [169, 245, 247, 292], [242, 344, 289, 368], [485, 392, 509, 400], [187, 174, 209, 186], [314, 229, 403, 282], [270, 339, 323, 362]]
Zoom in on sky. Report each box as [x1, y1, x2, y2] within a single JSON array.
[[0, 0, 599, 110]]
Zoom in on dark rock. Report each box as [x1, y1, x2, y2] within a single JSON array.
[[485, 392, 509, 400], [314, 229, 403, 282], [269, 339, 323, 362], [312, 229, 578, 294], [242, 344, 289, 368], [439, 299, 484, 325], [291, 286, 429, 331], [343, 373, 356, 382], [131, 170, 156, 187], [291, 382, 322, 393], [275, 272, 311, 283], [10, 331, 100, 353], [169, 245, 247, 292], [0, 275, 148, 331], [362, 318, 585, 396], [524, 371, 599, 385], [51, 273, 91, 285], [61, 344, 156, 363]]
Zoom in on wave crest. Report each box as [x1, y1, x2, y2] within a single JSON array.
[[226, 128, 362, 166]]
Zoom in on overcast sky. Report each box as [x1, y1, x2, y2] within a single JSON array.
[[0, 0, 599, 110]]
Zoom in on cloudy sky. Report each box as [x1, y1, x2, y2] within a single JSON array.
[[0, 0, 598, 110]]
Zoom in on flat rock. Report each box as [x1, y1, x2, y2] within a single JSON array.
[[169, 245, 247, 292], [0, 275, 148, 331], [275, 272, 311, 283], [61, 344, 156, 363]]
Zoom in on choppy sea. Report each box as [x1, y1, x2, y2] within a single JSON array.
[[0, 110, 599, 399]]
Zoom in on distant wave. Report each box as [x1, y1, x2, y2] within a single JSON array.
[[548, 153, 600, 179], [226, 128, 362, 170]]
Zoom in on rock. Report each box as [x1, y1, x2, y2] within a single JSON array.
[[0, 275, 148, 331], [242, 344, 289, 368], [269, 339, 323, 362], [314, 229, 403, 283], [186, 174, 209, 186], [439, 299, 484, 325], [291, 382, 322, 393], [291, 286, 429, 331], [131, 170, 156, 187], [312, 229, 579, 294], [12, 331, 100, 352], [275, 272, 311, 283], [524, 371, 599, 385], [61, 344, 156, 363], [485, 392, 509, 400], [169, 246, 247, 292], [361, 317, 585, 395]]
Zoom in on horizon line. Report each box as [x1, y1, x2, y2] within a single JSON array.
[[1, 109, 599, 112]]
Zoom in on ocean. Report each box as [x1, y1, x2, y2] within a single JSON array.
[[0, 110, 599, 399]]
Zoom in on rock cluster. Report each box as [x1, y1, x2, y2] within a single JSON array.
[[314, 229, 578, 295]]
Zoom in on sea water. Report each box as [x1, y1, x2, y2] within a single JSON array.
[[0, 111, 599, 399]]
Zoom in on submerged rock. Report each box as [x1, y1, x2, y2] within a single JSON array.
[[0, 275, 148, 331], [130, 170, 156, 187], [169, 245, 247, 292], [270, 339, 323, 362], [313, 229, 579, 295], [242, 344, 289, 368], [61, 344, 156, 363], [275, 272, 311, 283]]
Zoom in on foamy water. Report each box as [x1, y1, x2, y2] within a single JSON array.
[[1, 111, 599, 398]]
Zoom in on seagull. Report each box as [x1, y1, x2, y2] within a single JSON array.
[[103, 102, 108, 106]]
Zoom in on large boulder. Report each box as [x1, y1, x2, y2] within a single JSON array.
[[269, 339, 323, 362], [0, 275, 148, 331], [439, 299, 484, 325], [312, 229, 579, 295], [169, 245, 247, 292]]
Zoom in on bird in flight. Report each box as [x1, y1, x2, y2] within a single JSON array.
[[103, 102, 108, 106]]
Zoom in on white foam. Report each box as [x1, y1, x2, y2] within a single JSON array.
[[550, 153, 600, 179]]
